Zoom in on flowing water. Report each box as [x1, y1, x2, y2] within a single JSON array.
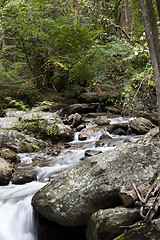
[[0, 116, 140, 240]]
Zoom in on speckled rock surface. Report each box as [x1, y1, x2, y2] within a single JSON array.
[[0, 157, 12, 185], [114, 219, 160, 240], [129, 117, 155, 134], [0, 129, 47, 152], [32, 141, 160, 227], [86, 207, 140, 240]]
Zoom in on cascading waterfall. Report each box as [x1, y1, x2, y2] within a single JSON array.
[[0, 182, 45, 240], [0, 116, 140, 240]]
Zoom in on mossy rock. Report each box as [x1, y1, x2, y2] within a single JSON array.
[[114, 222, 160, 240]]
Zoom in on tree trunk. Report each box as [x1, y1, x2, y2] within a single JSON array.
[[124, 0, 131, 34], [139, 0, 160, 132], [156, 0, 160, 22]]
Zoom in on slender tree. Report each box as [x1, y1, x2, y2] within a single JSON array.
[[139, 0, 160, 131]]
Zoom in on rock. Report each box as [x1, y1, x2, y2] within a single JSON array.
[[0, 129, 47, 153], [58, 103, 101, 117], [107, 123, 128, 134], [104, 106, 121, 115], [95, 116, 110, 126], [0, 157, 12, 185], [138, 127, 160, 144], [86, 207, 140, 240], [112, 128, 126, 135], [114, 220, 160, 240], [0, 117, 19, 129], [0, 109, 6, 117], [32, 142, 160, 227], [84, 150, 102, 157], [129, 117, 155, 134], [55, 123, 74, 142], [12, 169, 37, 184], [0, 148, 20, 163], [67, 113, 82, 128], [79, 127, 106, 141], [99, 133, 112, 140], [76, 124, 86, 132]]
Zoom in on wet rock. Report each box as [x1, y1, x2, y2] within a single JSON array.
[[129, 117, 155, 134], [86, 207, 140, 240], [112, 128, 126, 136], [114, 220, 160, 240], [32, 142, 160, 227], [76, 124, 86, 132], [0, 117, 19, 129], [0, 129, 47, 153], [95, 116, 110, 126], [78, 127, 106, 141], [0, 148, 20, 163], [99, 133, 112, 140], [84, 150, 102, 157], [67, 113, 82, 128], [0, 157, 12, 185], [107, 123, 128, 134], [12, 169, 37, 184]]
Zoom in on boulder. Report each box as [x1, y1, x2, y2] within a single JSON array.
[[137, 126, 159, 144], [78, 127, 106, 141], [11, 169, 37, 184], [112, 128, 126, 136], [67, 113, 82, 128], [114, 220, 160, 240], [0, 148, 20, 163], [129, 117, 155, 134], [0, 157, 12, 185], [86, 207, 140, 240], [107, 123, 128, 134], [95, 116, 110, 126], [32, 141, 160, 227], [99, 133, 112, 140], [58, 103, 100, 117], [0, 129, 47, 153]]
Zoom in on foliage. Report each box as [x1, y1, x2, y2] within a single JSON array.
[[4, 97, 28, 110], [0, 0, 157, 111], [13, 118, 58, 140]]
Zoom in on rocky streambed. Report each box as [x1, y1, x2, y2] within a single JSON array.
[[0, 104, 159, 240]]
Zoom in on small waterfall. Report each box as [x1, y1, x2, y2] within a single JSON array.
[[0, 182, 45, 240], [96, 103, 102, 113]]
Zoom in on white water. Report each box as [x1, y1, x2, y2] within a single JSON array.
[[0, 116, 140, 240]]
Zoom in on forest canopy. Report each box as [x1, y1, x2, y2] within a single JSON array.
[[0, 0, 158, 110]]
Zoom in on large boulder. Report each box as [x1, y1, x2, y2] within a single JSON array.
[[0, 157, 12, 185], [3, 109, 74, 143], [32, 141, 160, 227], [129, 117, 155, 134], [0, 129, 47, 153], [86, 207, 140, 240]]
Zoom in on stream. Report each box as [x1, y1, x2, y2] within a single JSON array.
[[0, 115, 141, 240]]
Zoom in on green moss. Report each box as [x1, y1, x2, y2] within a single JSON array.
[[13, 119, 58, 140]]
